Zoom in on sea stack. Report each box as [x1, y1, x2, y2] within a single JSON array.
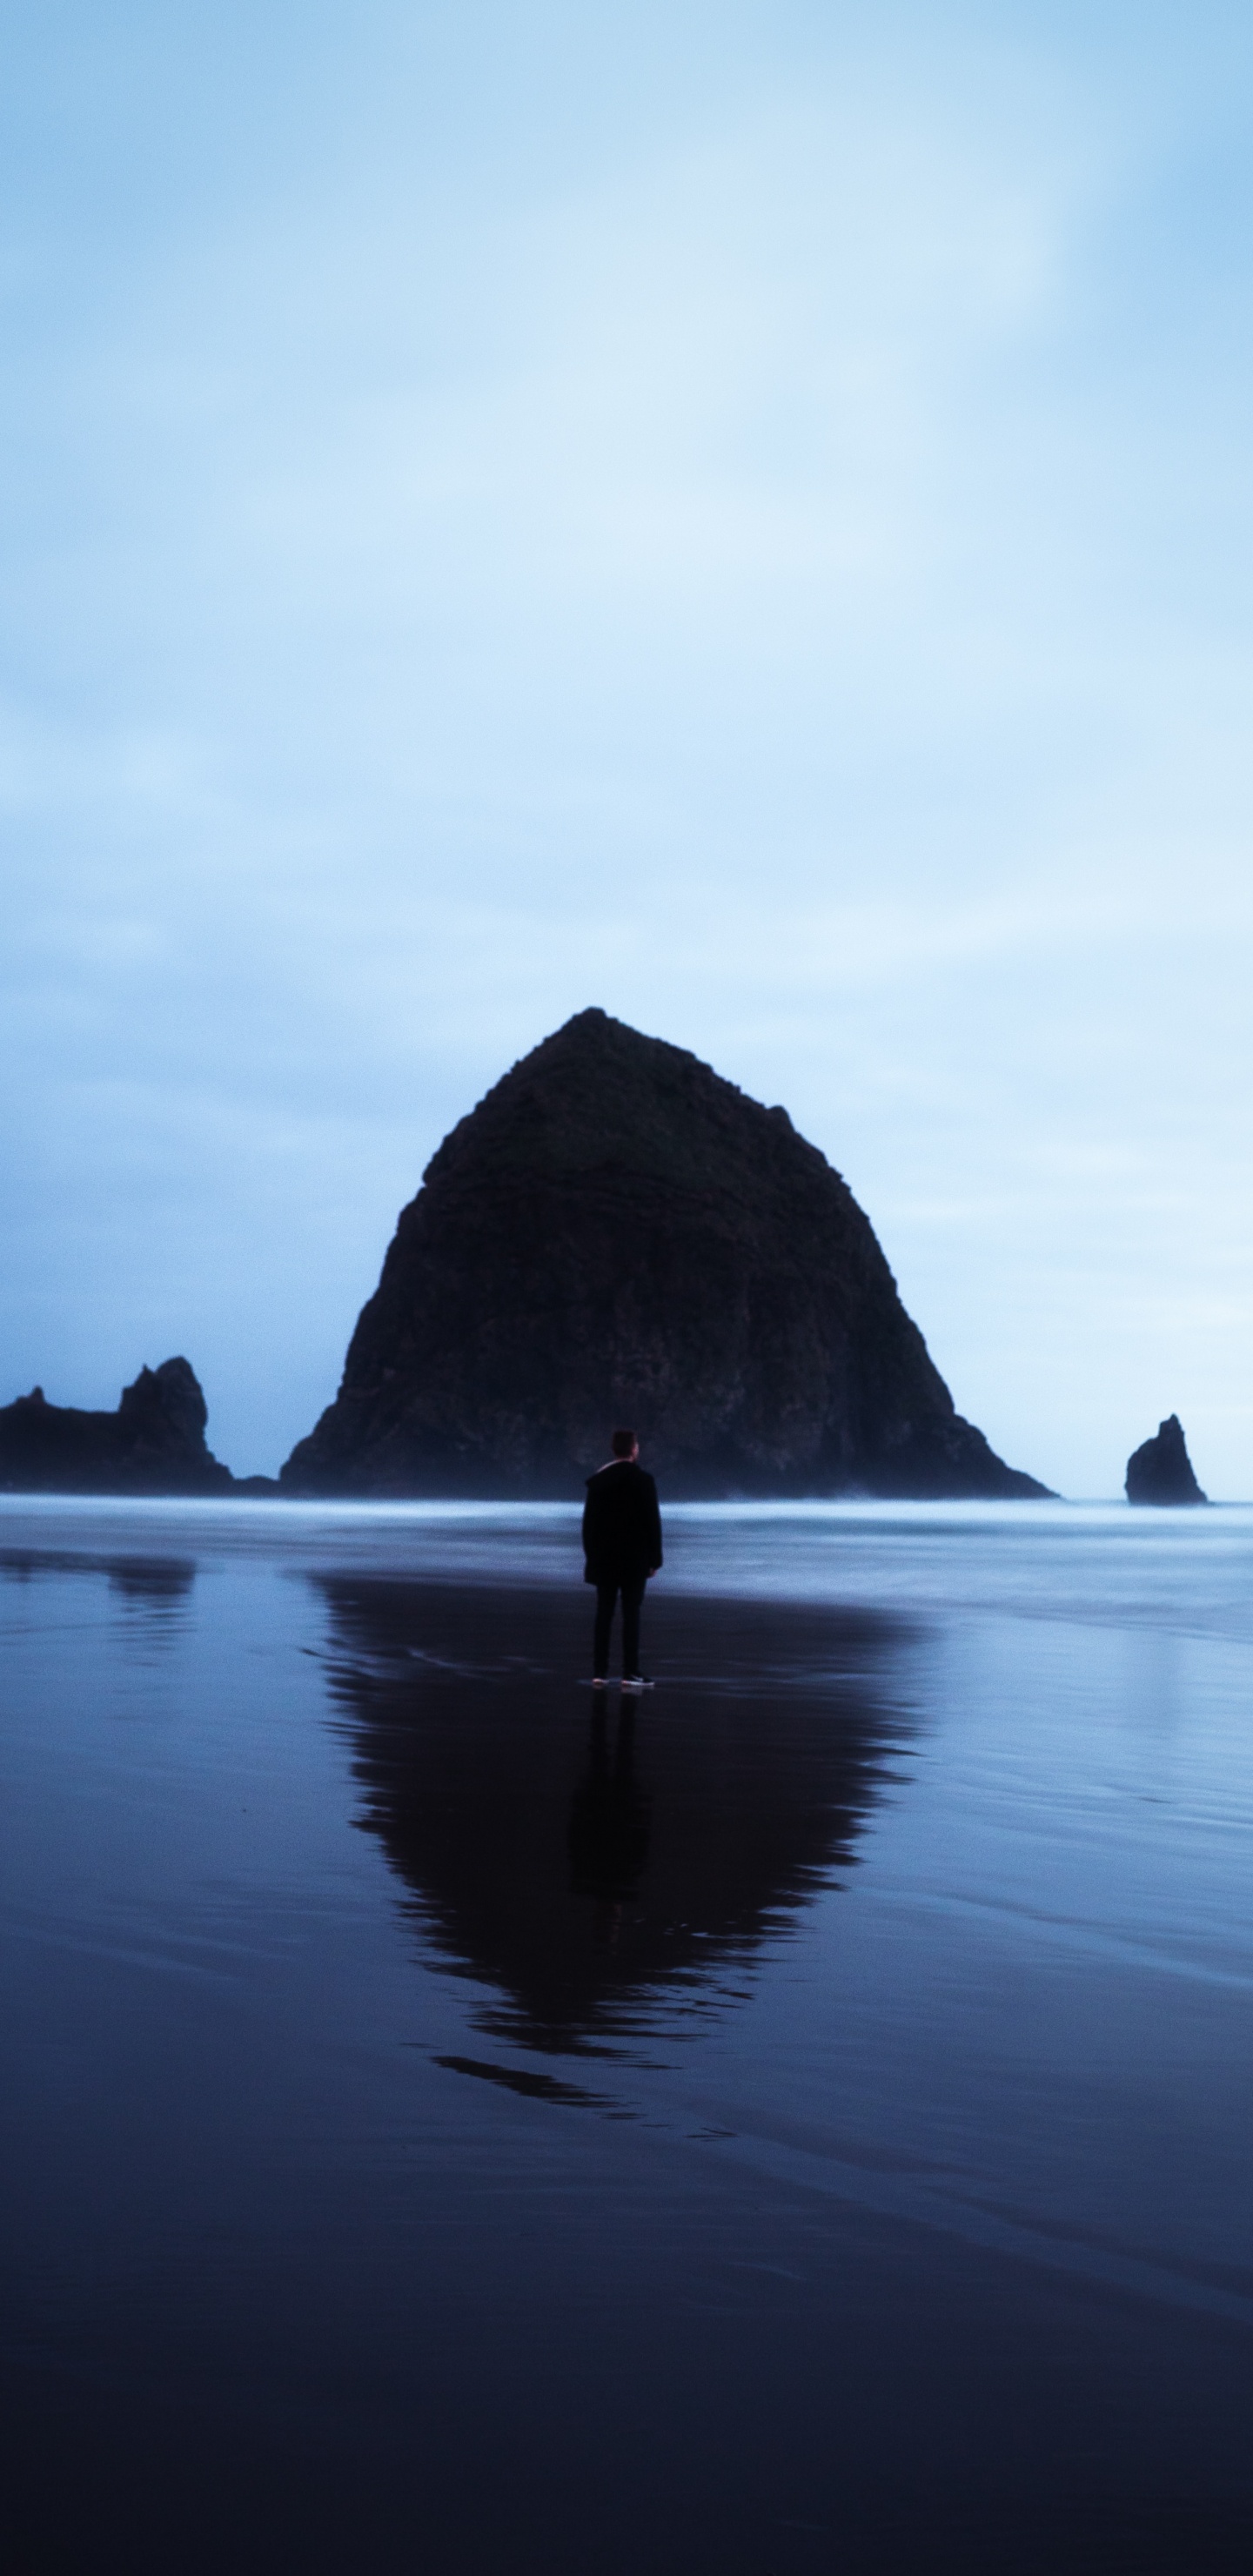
[[1125, 1415, 1207, 1506], [0, 1358, 233, 1496], [282, 1011, 1048, 1500]]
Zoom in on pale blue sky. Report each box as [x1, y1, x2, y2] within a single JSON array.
[[3, 1, 1252, 1491]]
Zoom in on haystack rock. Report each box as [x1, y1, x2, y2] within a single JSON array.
[[0, 1358, 233, 1495], [1125, 1415, 1207, 1506], [282, 1012, 1048, 1501]]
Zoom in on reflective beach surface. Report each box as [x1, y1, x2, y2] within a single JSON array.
[[3, 1498, 1253, 2573]]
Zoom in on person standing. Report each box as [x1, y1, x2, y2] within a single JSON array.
[[582, 1430, 663, 1687]]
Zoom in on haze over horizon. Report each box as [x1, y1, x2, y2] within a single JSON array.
[[4, 1, 1252, 1494]]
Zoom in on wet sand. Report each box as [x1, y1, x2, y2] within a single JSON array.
[[3, 1499, 1252, 2572]]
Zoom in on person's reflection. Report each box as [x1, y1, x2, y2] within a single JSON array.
[[568, 1701, 651, 1951]]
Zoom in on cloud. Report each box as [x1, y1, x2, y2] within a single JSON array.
[[3, 3, 1253, 1486]]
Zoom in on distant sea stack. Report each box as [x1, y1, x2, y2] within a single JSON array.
[[282, 1011, 1049, 1501], [1125, 1415, 1207, 1506], [0, 1358, 233, 1496]]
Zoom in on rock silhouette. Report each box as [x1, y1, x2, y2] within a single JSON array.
[[0, 1358, 232, 1495], [1125, 1414, 1207, 1506], [283, 1010, 1048, 1499]]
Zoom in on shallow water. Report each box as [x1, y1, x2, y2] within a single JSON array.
[[3, 1496, 1252, 2573]]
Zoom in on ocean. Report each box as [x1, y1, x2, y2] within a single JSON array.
[[3, 1495, 1252, 2573]]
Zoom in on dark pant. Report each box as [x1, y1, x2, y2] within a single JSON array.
[[593, 1576, 646, 1679]]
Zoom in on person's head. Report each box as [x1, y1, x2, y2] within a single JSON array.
[[611, 1428, 638, 1461]]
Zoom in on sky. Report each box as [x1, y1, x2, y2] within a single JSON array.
[[3, 0, 1252, 1493]]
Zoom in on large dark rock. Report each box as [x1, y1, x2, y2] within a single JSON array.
[[1125, 1415, 1207, 1506], [283, 1010, 1049, 1500], [0, 1358, 233, 1495]]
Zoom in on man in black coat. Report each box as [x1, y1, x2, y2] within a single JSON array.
[[582, 1429, 663, 1687]]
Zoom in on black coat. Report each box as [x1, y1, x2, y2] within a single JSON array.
[[582, 1460, 663, 1587]]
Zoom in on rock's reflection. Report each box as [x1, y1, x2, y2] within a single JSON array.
[[318, 1577, 915, 2056], [105, 1558, 197, 1609], [0, 1548, 196, 1609]]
